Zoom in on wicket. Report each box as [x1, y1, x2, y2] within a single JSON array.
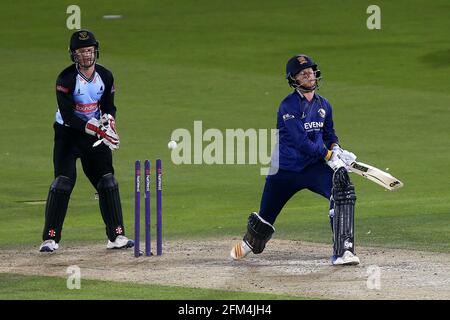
[[134, 159, 163, 257]]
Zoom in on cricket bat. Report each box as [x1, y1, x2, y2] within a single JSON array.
[[348, 161, 404, 191]]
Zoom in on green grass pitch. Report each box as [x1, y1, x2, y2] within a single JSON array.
[[0, 0, 449, 299]]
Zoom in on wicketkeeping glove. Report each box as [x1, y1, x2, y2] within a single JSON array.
[[85, 118, 120, 151], [100, 114, 117, 134]]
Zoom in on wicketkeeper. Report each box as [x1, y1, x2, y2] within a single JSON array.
[[39, 30, 134, 252], [231, 54, 360, 265]]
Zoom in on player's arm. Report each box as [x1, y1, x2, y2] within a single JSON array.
[[90, 67, 119, 150], [319, 99, 356, 165], [98, 68, 117, 118], [321, 100, 339, 149], [280, 104, 328, 160], [56, 77, 86, 131]]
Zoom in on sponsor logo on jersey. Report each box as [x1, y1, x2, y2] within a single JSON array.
[[282, 113, 295, 121], [75, 103, 98, 113], [304, 121, 323, 131]]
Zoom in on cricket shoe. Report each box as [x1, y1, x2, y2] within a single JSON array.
[[39, 240, 59, 252], [331, 250, 360, 266], [230, 241, 252, 260], [107, 235, 135, 249]]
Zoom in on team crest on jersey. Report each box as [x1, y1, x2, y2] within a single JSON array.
[[318, 108, 326, 118], [282, 113, 295, 121], [75, 88, 83, 96], [297, 56, 307, 64]]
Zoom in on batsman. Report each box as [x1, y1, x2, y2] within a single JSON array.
[[231, 54, 360, 265], [39, 30, 133, 252]]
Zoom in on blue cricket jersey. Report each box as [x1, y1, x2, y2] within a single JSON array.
[[274, 90, 339, 172]]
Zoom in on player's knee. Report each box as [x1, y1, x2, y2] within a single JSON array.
[[50, 176, 74, 194], [244, 212, 275, 254], [333, 167, 351, 187], [96, 173, 123, 226], [333, 168, 356, 202], [97, 173, 118, 190], [334, 185, 356, 203]]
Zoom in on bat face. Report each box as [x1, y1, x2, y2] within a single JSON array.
[[349, 162, 404, 191]]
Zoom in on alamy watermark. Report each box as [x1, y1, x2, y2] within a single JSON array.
[[169, 121, 279, 175], [366, 265, 381, 290], [66, 265, 81, 290], [366, 5, 381, 30], [66, 5, 81, 30]]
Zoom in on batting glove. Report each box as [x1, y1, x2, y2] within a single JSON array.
[[327, 156, 347, 171], [340, 150, 357, 165], [332, 144, 356, 166], [332, 144, 343, 156]]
